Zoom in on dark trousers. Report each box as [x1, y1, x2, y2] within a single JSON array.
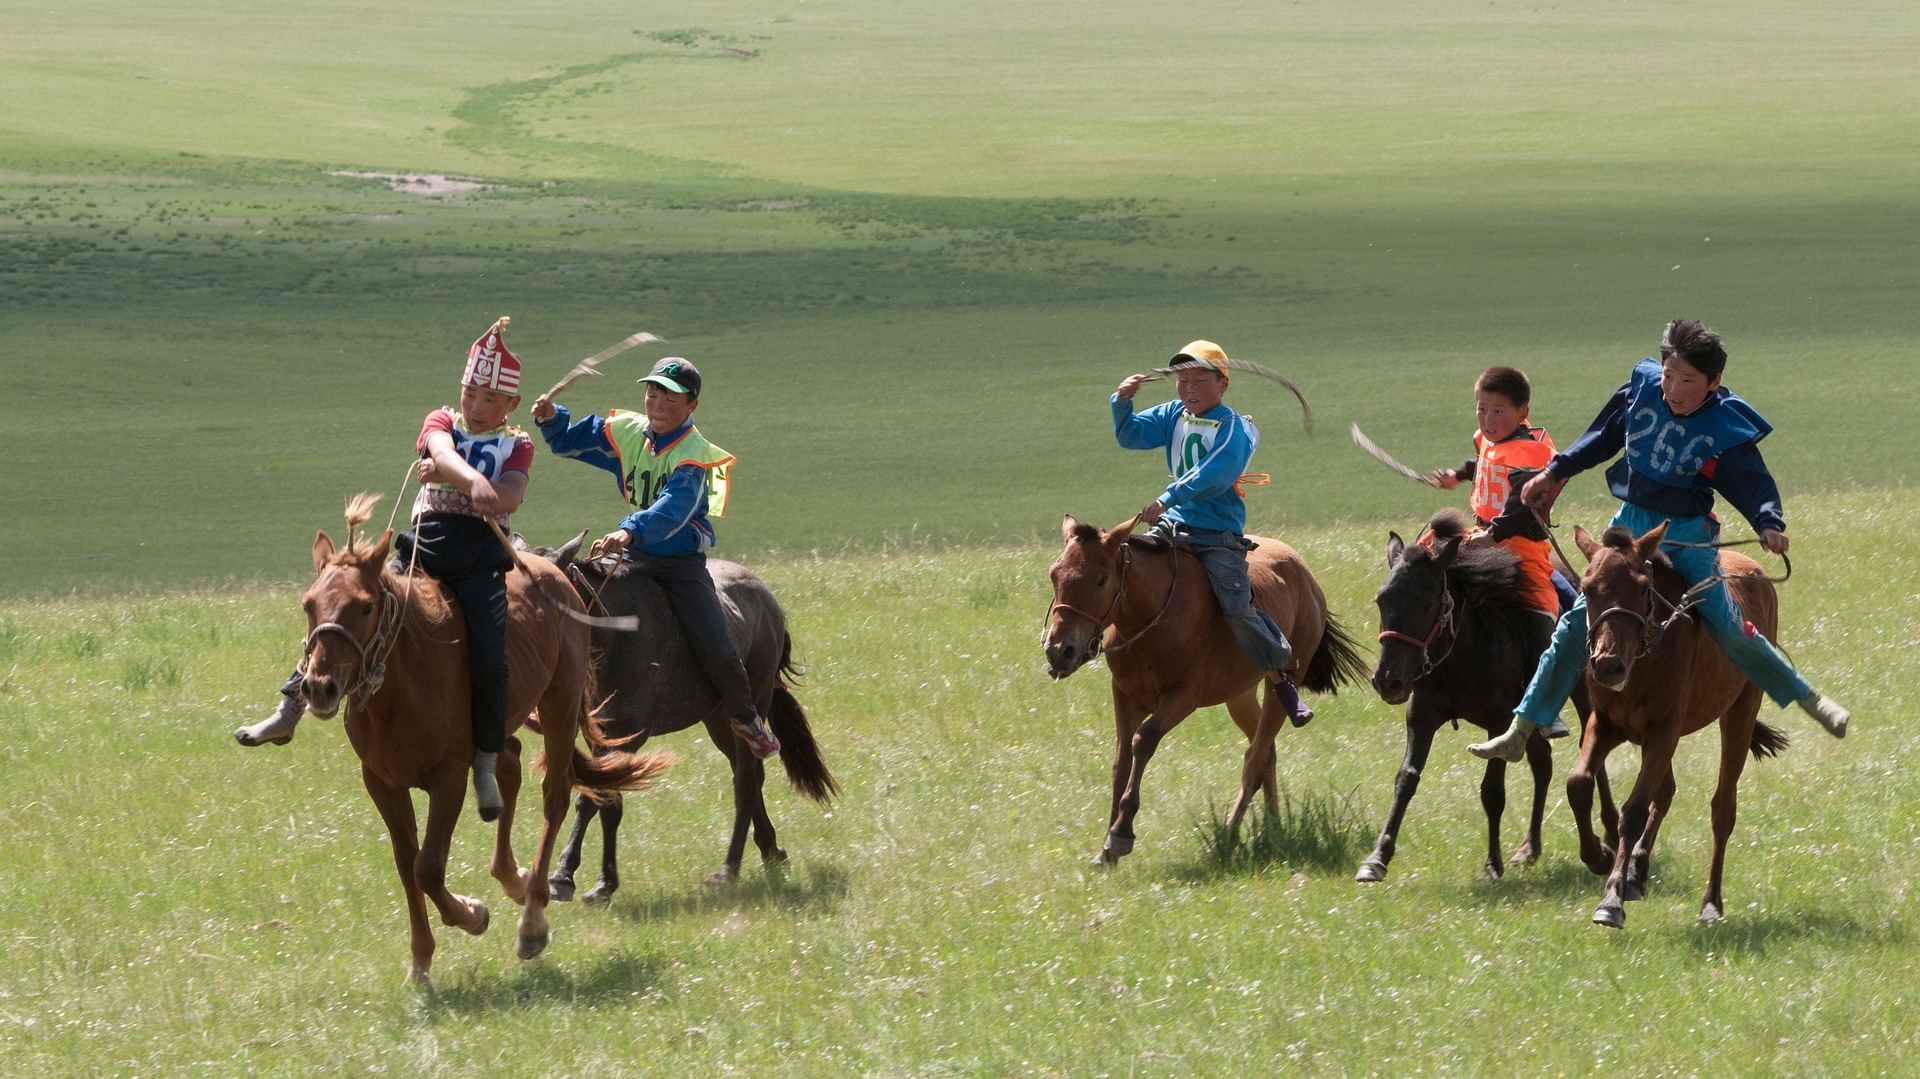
[[625, 550, 758, 723], [397, 514, 512, 754]]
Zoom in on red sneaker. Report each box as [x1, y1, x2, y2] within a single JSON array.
[[731, 715, 781, 759]]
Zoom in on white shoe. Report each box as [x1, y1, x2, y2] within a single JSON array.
[[235, 693, 304, 747], [1468, 718, 1533, 763], [1797, 690, 1849, 739]]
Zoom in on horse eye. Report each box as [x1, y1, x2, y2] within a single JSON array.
[[360, 603, 373, 616], [1097, 575, 1109, 588]]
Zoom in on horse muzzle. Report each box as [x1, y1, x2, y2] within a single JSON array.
[[1588, 654, 1631, 693], [1043, 632, 1097, 681], [302, 674, 344, 719]]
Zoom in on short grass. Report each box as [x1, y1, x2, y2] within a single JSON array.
[[1, 489, 1913, 1074]]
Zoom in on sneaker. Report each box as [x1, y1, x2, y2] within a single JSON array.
[[731, 715, 782, 760], [1468, 717, 1533, 762], [235, 691, 304, 747], [472, 750, 504, 822], [1797, 690, 1850, 739], [1543, 716, 1572, 740]]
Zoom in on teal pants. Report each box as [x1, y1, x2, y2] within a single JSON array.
[[1514, 503, 1808, 728]]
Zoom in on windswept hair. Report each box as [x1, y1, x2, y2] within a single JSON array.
[[1475, 366, 1531, 408], [1659, 318, 1727, 380]]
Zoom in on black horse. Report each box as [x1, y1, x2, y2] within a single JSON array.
[[1357, 508, 1604, 882], [537, 534, 838, 902]]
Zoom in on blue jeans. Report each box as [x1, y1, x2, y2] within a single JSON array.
[[1147, 521, 1294, 673], [1514, 503, 1809, 728]]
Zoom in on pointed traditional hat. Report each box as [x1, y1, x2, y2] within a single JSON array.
[[463, 316, 522, 394]]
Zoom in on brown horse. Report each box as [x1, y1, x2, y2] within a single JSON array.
[[298, 496, 673, 985], [1044, 515, 1370, 864], [1565, 521, 1790, 929]]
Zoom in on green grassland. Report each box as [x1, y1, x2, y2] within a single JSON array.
[[6, 0, 1920, 1072], [4, 0, 1916, 596], [2, 491, 1915, 1074]]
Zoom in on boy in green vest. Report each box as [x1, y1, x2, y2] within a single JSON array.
[[532, 357, 780, 759]]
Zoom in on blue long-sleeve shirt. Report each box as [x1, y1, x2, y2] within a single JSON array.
[[1111, 395, 1259, 534], [537, 404, 714, 556], [1546, 361, 1786, 535]]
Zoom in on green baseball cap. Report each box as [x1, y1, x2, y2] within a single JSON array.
[[638, 356, 701, 397]]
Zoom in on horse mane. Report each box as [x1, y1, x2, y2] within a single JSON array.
[[1418, 508, 1537, 628]]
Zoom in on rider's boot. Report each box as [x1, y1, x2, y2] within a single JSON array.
[[235, 674, 305, 747], [1269, 671, 1314, 727], [472, 750, 505, 822], [731, 713, 782, 760], [1468, 715, 1535, 762], [1797, 689, 1850, 739]]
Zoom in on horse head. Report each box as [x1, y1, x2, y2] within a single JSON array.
[[1576, 520, 1671, 691], [1044, 514, 1133, 680], [1371, 525, 1460, 705], [300, 524, 393, 718]]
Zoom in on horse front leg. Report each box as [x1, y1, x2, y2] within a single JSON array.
[[1567, 717, 1623, 876], [413, 771, 492, 942], [1100, 695, 1195, 866], [1511, 721, 1553, 869], [362, 768, 437, 987], [488, 737, 530, 904], [1226, 688, 1287, 844], [1623, 769, 1676, 902], [1593, 727, 1679, 930], [1096, 689, 1148, 865], [1356, 706, 1440, 883], [1700, 690, 1762, 923]]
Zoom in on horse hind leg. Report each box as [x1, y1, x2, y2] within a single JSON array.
[[548, 791, 600, 903], [1700, 686, 1762, 924], [1226, 689, 1281, 842]]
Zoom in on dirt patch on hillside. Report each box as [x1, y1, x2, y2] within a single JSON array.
[[331, 171, 488, 197]]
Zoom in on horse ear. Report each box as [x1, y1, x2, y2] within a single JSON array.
[[1431, 534, 1461, 568], [1385, 531, 1405, 567], [313, 530, 335, 572], [1109, 515, 1138, 545], [552, 529, 589, 570], [1573, 524, 1599, 561], [369, 528, 393, 562], [1635, 520, 1670, 563], [1062, 514, 1081, 540]]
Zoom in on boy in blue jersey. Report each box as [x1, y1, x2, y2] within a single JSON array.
[[1468, 318, 1851, 762], [1113, 339, 1313, 725], [530, 357, 781, 760]]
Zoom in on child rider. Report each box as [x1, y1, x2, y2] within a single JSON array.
[[1468, 318, 1851, 762], [1113, 339, 1314, 725], [531, 357, 782, 760]]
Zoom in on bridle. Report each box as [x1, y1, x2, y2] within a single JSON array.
[[1587, 566, 1720, 665], [303, 572, 405, 705], [1047, 541, 1181, 657], [1376, 580, 1457, 677]]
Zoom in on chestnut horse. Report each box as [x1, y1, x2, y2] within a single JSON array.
[[298, 496, 673, 985], [1044, 514, 1370, 864], [1360, 509, 1602, 883], [1565, 521, 1790, 929]]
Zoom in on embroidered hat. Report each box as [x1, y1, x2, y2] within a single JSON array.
[[639, 356, 702, 397], [463, 316, 522, 394], [1172, 340, 1230, 374]]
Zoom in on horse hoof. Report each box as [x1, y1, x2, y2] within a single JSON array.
[[516, 931, 549, 960], [548, 877, 575, 903], [1510, 842, 1540, 866], [1697, 902, 1725, 925], [1354, 860, 1387, 883], [706, 865, 740, 885], [1481, 861, 1505, 881], [763, 847, 790, 866], [1591, 903, 1625, 929], [464, 903, 491, 937], [580, 883, 616, 907]]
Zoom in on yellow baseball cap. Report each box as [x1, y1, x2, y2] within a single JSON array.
[[1172, 340, 1230, 373]]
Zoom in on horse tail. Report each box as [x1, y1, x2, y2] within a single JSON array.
[[769, 633, 838, 805], [1748, 719, 1790, 760], [1300, 612, 1372, 694], [571, 744, 676, 797]]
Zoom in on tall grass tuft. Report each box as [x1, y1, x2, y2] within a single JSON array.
[[1193, 784, 1371, 875]]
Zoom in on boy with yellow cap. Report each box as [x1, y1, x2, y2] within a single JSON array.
[[531, 356, 781, 759], [1113, 340, 1313, 724]]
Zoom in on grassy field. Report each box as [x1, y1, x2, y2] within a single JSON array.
[[5, 0, 1919, 1072], [2, 489, 1915, 1073]]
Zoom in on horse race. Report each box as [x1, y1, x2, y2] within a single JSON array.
[[6, 1, 1917, 1073]]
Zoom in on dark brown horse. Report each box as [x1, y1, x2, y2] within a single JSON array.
[[298, 496, 673, 985], [1565, 521, 1790, 928], [1044, 515, 1370, 864], [537, 535, 838, 900], [1360, 509, 1603, 882]]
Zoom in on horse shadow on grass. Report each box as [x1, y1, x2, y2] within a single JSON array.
[[1170, 786, 1375, 882], [609, 859, 853, 926], [420, 947, 673, 1015]]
